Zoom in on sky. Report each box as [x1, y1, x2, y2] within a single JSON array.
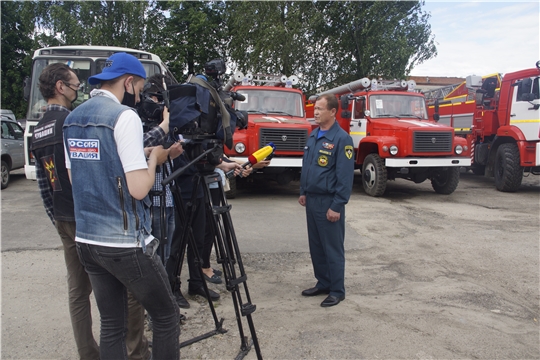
[[409, 1, 539, 78]]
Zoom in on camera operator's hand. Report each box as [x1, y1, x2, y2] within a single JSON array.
[[217, 160, 243, 176], [168, 141, 183, 160], [158, 107, 170, 134], [146, 145, 169, 166], [252, 160, 271, 169]]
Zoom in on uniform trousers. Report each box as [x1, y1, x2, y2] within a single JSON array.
[[305, 194, 346, 298]]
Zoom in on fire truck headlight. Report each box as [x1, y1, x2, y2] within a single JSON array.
[[235, 142, 246, 154], [455, 145, 463, 155], [389, 145, 398, 155]]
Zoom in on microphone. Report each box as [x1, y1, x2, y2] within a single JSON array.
[[226, 142, 275, 178]]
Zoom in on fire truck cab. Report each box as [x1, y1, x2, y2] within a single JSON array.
[[429, 61, 540, 192], [309, 78, 471, 196], [224, 72, 311, 197]]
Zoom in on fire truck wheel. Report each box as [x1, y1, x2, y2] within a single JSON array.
[[431, 167, 460, 194], [225, 176, 237, 199], [362, 154, 387, 197], [494, 143, 522, 192]]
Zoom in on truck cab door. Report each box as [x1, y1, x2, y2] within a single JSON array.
[[350, 98, 367, 148], [511, 76, 540, 141]]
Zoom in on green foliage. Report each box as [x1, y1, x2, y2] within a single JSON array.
[[157, 1, 227, 80], [0, 0, 437, 113], [1, 1, 40, 119]]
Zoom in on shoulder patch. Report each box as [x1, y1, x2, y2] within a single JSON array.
[[68, 138, 101, 160], [345, 145, 353, 160]]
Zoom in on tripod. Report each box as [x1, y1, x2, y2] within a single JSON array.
[[163, 147, 263, 360]]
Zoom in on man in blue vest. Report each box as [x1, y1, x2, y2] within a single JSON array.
[[63, 52, 180, 359], [298, 93, 355, 307]]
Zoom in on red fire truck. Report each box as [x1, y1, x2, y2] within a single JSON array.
[[428, 61, 540, 192], [224, 72, 312, 197], [307, 78, 471, 197]]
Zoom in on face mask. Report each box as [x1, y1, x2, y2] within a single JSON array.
[[63, 91, 78, 110], [122, 83, 137, 108]]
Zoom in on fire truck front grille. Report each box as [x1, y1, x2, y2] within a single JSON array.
[[260, 128, 308, 152], [413, 131, 452, 152]]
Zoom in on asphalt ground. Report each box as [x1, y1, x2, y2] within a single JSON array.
[[2, 168, 539, 359]]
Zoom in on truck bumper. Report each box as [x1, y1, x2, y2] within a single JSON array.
[[227, 157, 303, 168], [385, 157, 472, 167], [25, 165, 36, 180]]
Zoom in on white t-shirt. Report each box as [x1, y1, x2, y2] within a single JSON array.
[[64, 89, 153, 247]]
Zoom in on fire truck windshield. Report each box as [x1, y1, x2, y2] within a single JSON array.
[[234, 89, 304, 117], [27, 58, 164, 120], [367, 94, 428, 120]]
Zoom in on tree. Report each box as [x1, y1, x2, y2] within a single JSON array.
[[226, 1, 319, 78], [310, 1, 436, 92], [1, 1, 40, 119], [225, 1, 436, 94], [158, 1, 227, 79]]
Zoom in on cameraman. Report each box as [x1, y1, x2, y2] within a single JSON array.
[[165, 144, 242, 307]]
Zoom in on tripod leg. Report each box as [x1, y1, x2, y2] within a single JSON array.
[[203, 173, 263, 360]]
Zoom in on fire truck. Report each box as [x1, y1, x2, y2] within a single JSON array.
[[22, 45, 174, 180], [428, 61, 540, 192], [224, 72, 312, 197], [307, 78, 471, 197]]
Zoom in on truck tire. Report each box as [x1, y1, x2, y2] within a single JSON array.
[[431, 167, 460, 194], [1, 160, 10, 190], [494, 143, 522, 192], [225, 176, 237, 199], [362, 154, 387, 197]]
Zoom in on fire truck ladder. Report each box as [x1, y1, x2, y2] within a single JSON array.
[[424, 83, 461, 105]]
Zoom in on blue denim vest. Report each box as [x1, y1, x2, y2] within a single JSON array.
[[63, 95, 152, 246]]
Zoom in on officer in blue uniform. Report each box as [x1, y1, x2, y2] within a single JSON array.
[[298, 93, 355, 307]]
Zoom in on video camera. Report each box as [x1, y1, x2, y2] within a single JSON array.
[[163, 59, 248, 169], [137, 75, 167, 131]]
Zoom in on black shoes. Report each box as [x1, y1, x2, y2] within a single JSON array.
[[301, 287, 330, 297], [320, 295, 345, 307], [174, 290, 190, 309], [212, 268, 223, 277], [188, 286, 220, 301], [204, 273, 222, 284]]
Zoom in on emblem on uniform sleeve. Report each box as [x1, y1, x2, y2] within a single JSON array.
[[322, 142, 334, 150], [318, 155, 328, 167], [345, 145, 353, 160], [68, 138, 101, 160]]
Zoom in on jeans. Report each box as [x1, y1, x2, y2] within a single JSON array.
[[76, 242, 180, 360], [152, 206, 175, 264]]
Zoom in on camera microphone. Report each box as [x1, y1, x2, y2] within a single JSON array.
[[230, 92, 245, 102]]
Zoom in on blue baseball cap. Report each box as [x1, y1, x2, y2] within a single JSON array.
[[88, 52, 146, 85]]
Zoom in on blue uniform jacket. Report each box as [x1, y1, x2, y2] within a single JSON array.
[[300, 120, 355, 213]]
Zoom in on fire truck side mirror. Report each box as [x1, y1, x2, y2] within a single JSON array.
[[433, 99, 440, 122], [340, 95, 351, 119], [23, 76, 31, 102]]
